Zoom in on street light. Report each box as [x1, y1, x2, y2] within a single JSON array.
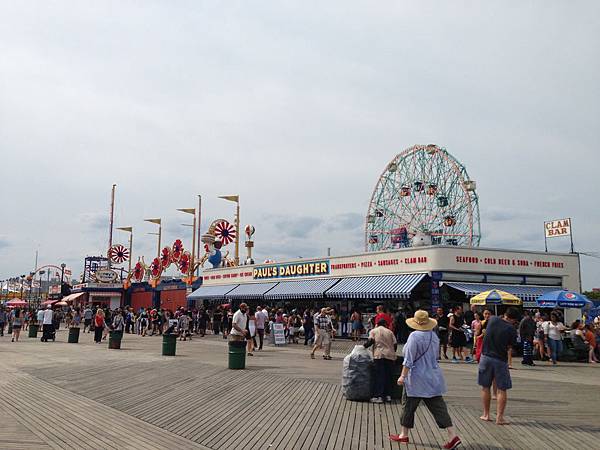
[[60, 263, 66, 300], [218, 195, 240, 265], [177, 208, 196, 285], [144, 218, 162, 261], [38, 270, 45, 307], [19, 275, 25, 300]]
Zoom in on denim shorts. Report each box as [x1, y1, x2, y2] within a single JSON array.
[[478, 355, 512, 390]]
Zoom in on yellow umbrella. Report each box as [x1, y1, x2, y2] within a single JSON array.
[[470, 289, 522, 306]]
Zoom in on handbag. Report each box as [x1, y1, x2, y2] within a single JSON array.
[[411, 332, 434, 366]]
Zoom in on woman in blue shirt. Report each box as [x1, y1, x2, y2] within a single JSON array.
[[390, 310, 461, 450]]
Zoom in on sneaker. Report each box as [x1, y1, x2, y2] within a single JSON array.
[[465, 357, 473, 363], [443, 436, 461, 449], [370, 397, 383, 404], [385, 396, 392, 402], [451, 357, 459, 364]]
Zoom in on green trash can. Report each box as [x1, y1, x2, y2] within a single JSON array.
[[162, 334, 177, 356], [108, 331, 122, 349], [68, 327, 80, 343], [228, 339, 246, 369], [391, 356, 404, 399], [28, 324, 39, 338]]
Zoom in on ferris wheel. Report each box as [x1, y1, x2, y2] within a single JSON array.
[[365, 144, 481, 251]]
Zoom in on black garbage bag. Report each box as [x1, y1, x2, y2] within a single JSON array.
[[342, 345, 374, 401]]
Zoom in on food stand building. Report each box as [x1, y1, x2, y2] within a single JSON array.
[[188, 245, 582, 322]]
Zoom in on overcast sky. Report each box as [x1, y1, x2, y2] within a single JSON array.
[[1, 2, 599, 288]]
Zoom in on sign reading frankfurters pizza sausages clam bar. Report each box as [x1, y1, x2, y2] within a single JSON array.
[[200, 246, 580, 292]]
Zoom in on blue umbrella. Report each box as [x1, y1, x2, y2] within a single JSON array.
[[535, 290, 592, 309]]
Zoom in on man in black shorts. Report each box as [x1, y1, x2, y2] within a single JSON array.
[[435, 307, 449, 359], [478, 307, 518, 425], [449, 306, 470, 363]]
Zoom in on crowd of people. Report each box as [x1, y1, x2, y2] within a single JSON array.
[[2, 302, 599, 364], [431, 305, 600, 366]]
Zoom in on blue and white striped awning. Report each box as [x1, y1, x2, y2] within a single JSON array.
[[225, 282, 279, 300], [444, 282, 559, 302], [325, 273, 427, 299], [188, 284, 239, 300], [264, 278, 341, 300]]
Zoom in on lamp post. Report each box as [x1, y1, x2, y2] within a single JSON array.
[[38, 270, 45, 307], [28, 272, 34, 305], [197, 194, 202, 276], [144, 218, 162, 261], [116, 227, 134, 276], [19, 275, 25, 300], [218, 195, 240, 265], [60, 263, 66, 299], [177, 208, 196, 285]]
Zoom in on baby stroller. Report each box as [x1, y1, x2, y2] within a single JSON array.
[[41, 324, 56, 342]]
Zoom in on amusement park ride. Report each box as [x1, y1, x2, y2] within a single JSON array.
[[365, 144, 481, 251]]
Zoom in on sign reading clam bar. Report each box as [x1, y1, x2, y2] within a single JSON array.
[[253, 260, 330, 280], [545, 218, 571, 238]]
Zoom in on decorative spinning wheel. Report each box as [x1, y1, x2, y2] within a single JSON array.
[[108, 244, 129, 264], [214, 221, 236, 246]]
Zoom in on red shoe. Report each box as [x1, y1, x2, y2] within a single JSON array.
[[389, 435, 409, 443], [443, 436, 461, 449]]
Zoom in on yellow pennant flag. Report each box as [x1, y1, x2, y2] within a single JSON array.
[[218, 195, 239, 202]]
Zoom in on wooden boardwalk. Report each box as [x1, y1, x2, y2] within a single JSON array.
[[0, 331, 598, 449]]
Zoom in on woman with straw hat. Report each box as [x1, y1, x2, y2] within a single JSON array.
[[389, 310, 461, 449]]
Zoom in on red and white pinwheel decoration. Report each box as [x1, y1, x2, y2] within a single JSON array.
[[108, 244, 129, 264], [160, 246, 172, 269], [214, 221, 236, 246], [171, 239, 184, 262], [178, 252, 191, 274], [133, 261, 145, 282]]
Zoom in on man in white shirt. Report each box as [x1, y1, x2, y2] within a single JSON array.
[[255, 306, 268, 350], [230, 303, 249, 342], [41, 306, 54, 342]]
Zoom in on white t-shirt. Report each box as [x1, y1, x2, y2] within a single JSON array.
[[255, 310, 267, 329], [43, 309, 54, 325], [37, 310, 45, 321], [544, 321, 564, 340], [230, 310, 248, 336]]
